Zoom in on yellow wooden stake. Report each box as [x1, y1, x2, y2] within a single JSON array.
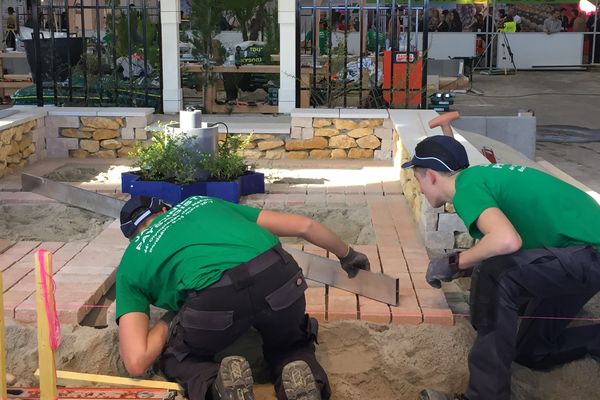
[[0, 271, 7, 400], [35, 250, 58, 400]]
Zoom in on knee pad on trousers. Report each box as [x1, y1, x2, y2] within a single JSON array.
[[470, 255, 518, 331]]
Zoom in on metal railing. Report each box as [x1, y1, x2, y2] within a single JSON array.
[[23, 0, 162, 110]]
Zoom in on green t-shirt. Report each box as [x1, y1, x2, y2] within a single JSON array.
[[453, 164, 600, 251], [115, 196, 279, 320], [305, 29, 328, 54]]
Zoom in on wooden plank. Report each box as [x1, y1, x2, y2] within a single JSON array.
[[0, 82, 31, 89], [35, 250, 57, 400], [0, 52, 27, 59]]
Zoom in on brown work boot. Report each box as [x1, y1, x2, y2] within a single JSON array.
[[418, 389, 469, 400]]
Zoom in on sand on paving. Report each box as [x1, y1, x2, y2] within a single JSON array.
[[5, 317, 600, 400]]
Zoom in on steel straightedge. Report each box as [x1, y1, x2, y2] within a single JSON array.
[[21, 173, 125, 219], [284, 246, 400, 306]]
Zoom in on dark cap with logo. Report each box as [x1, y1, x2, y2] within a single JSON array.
[[120, 195, 169, 238], [401, 135, 469, 172]]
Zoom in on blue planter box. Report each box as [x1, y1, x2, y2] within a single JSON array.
[[206, 180, 241, 203], [238, 171, 265, 196], [121, 172, 207, 205]]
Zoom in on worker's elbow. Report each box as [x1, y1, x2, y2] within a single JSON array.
[[298, 216, 316, 237], [502, 233, 522, 254], [122, 356, 149, 377]]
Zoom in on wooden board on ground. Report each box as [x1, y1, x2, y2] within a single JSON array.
[[7, 387, 171, 400]]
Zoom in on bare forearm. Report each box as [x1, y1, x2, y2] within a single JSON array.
[[301, 219, 349, 258], [121, 320, 169, 376], [458, 232, 521, 270]]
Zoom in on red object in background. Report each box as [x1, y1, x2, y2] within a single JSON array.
[[382, 50, 423, 108]]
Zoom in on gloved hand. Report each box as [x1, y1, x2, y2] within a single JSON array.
[[426, 253, 463, 289], [338, 247, 370, 278]]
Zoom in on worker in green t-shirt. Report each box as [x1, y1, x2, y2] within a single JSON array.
[[303, 20, 328, 55], [401, 134, 600, 400], [116, 195, 370, 400]]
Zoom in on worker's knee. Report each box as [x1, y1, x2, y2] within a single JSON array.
[[470, 255, 519, 331]]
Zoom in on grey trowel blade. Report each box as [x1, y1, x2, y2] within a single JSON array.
[[21, 173, 125, 219], [284, 246, 399, 306]]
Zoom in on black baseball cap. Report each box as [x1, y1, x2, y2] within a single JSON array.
[[120, 195, 169, 238], [401, 135, 469, 172]]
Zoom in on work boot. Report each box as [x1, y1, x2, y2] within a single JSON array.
[[281, 360, 321, 400], [212, 356, 255, 400], [418, 389, 469, 400]]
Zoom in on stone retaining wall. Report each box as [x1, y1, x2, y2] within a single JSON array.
[[45, 114, 152, 159], [0, 118, 44, 178]]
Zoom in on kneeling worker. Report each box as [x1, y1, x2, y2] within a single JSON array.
[[401, 135, 600, 400], [116, 195, 370, 400]]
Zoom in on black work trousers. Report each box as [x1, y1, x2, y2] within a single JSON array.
[[466, 245, 600, 400], [159, 245, 331, 400]]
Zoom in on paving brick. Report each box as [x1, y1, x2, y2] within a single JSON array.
[[6, 270, 35, 292], [3, 290, 32, 318], [304, 287, 326, 322], [0, 241, 40, 272], [327, 288, 358, 321], [344, 194, 366, 206], [410, 273, 433, 290], [0, 240, 14, 254], [263, 194, 287, 209], [2, 268, 31, 291], [326, 186, 346, 194], [365, 182, 383, 195], [421, 307, 454, 326], [305, 194, 326, 206], [285, 194, 306, 206], [326, 194, 345, 206], [306, 185, 326, 194], [266, 184, 290, 194], [382, 180, 403, 195], [344, 185, 365, 194], [52, 242, 89, 272], [379, 255, 408, 276], [285, 185, 308, 194], [416, 288, 450, 310], [390, 304, 422, 325], [303, 244, 327, 258], [358, 297, 391, 323], [404, 252, 429, 274]]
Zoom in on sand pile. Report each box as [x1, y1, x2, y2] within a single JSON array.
[[6, 317, 600, 399]]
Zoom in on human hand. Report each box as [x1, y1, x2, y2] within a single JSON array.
[[338, 247, 370, 278], [426, 253, 462, 288]]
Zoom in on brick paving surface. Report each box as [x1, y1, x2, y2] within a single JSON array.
[[0, 158, 453, 326]]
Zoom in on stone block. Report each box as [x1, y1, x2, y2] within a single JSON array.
[[358, 119, 385, 128], [257, 140, 284, 151], [69, 149, 89, 158], [135, 128, 148, 140], [356, 135, 381, 149], [348, 148, 373, 159], [309, 149, 331, 159], [117, 146, 135, 158], [101, 139, 123, 150], [314, 128, 338, 137], [301, 127, 314, 139], [80, 117, 121, 130], [373, 150, 392, 161], [290, 126, 302, 139], [347, 127, 373, 138], [93, 129, 119, 140], [93, 150, 117, 158], [383, 118, 394, 129], [328, 135, 357, 149], [265, 149, 285, 160], [125, 116, 152, 128], [120, 127, 135, 140], [61, 128, 91, 139], [291, 117, 312, 128], [286, 151, 309, 159], [374, 127, 393, 140], [46, 116, 80, 128], [380, 139, 393, 153], [80, 140, 100, 153], [333, 119, 358, 130], [312, 119, 331, 128], [438, 213, 467, 233], [331, 149, 346, 159], [285, 137, 328, 151]]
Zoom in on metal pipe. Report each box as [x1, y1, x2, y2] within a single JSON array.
[[32, 0, 43, 106], [295, 0, 301, 107], [80, 0, 88, 105], [96, 0, 103, 105], [49, 0, 58, 105], [157, 1, 163, 113], [421, 0, 429, 109], [142, 0, 149, 106], [343, 0, 348, 108], [111, 0, 118, 106], [312, 0, 317, 108], [127, 3, 133, 106]]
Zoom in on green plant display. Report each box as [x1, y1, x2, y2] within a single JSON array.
[[200, 133, 253, 182], [131, 129, 197, 184]]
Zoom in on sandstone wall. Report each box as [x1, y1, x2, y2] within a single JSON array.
[[45, 115, 152, 159], [0, 118, 44, 178]]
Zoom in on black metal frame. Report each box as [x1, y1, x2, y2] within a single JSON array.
[[297, 0, 429, 109], [26, 0, 162, 110]]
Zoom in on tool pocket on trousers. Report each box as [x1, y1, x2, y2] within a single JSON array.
[[265, 270, 308, 311], [180, 307, 234, 331]]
